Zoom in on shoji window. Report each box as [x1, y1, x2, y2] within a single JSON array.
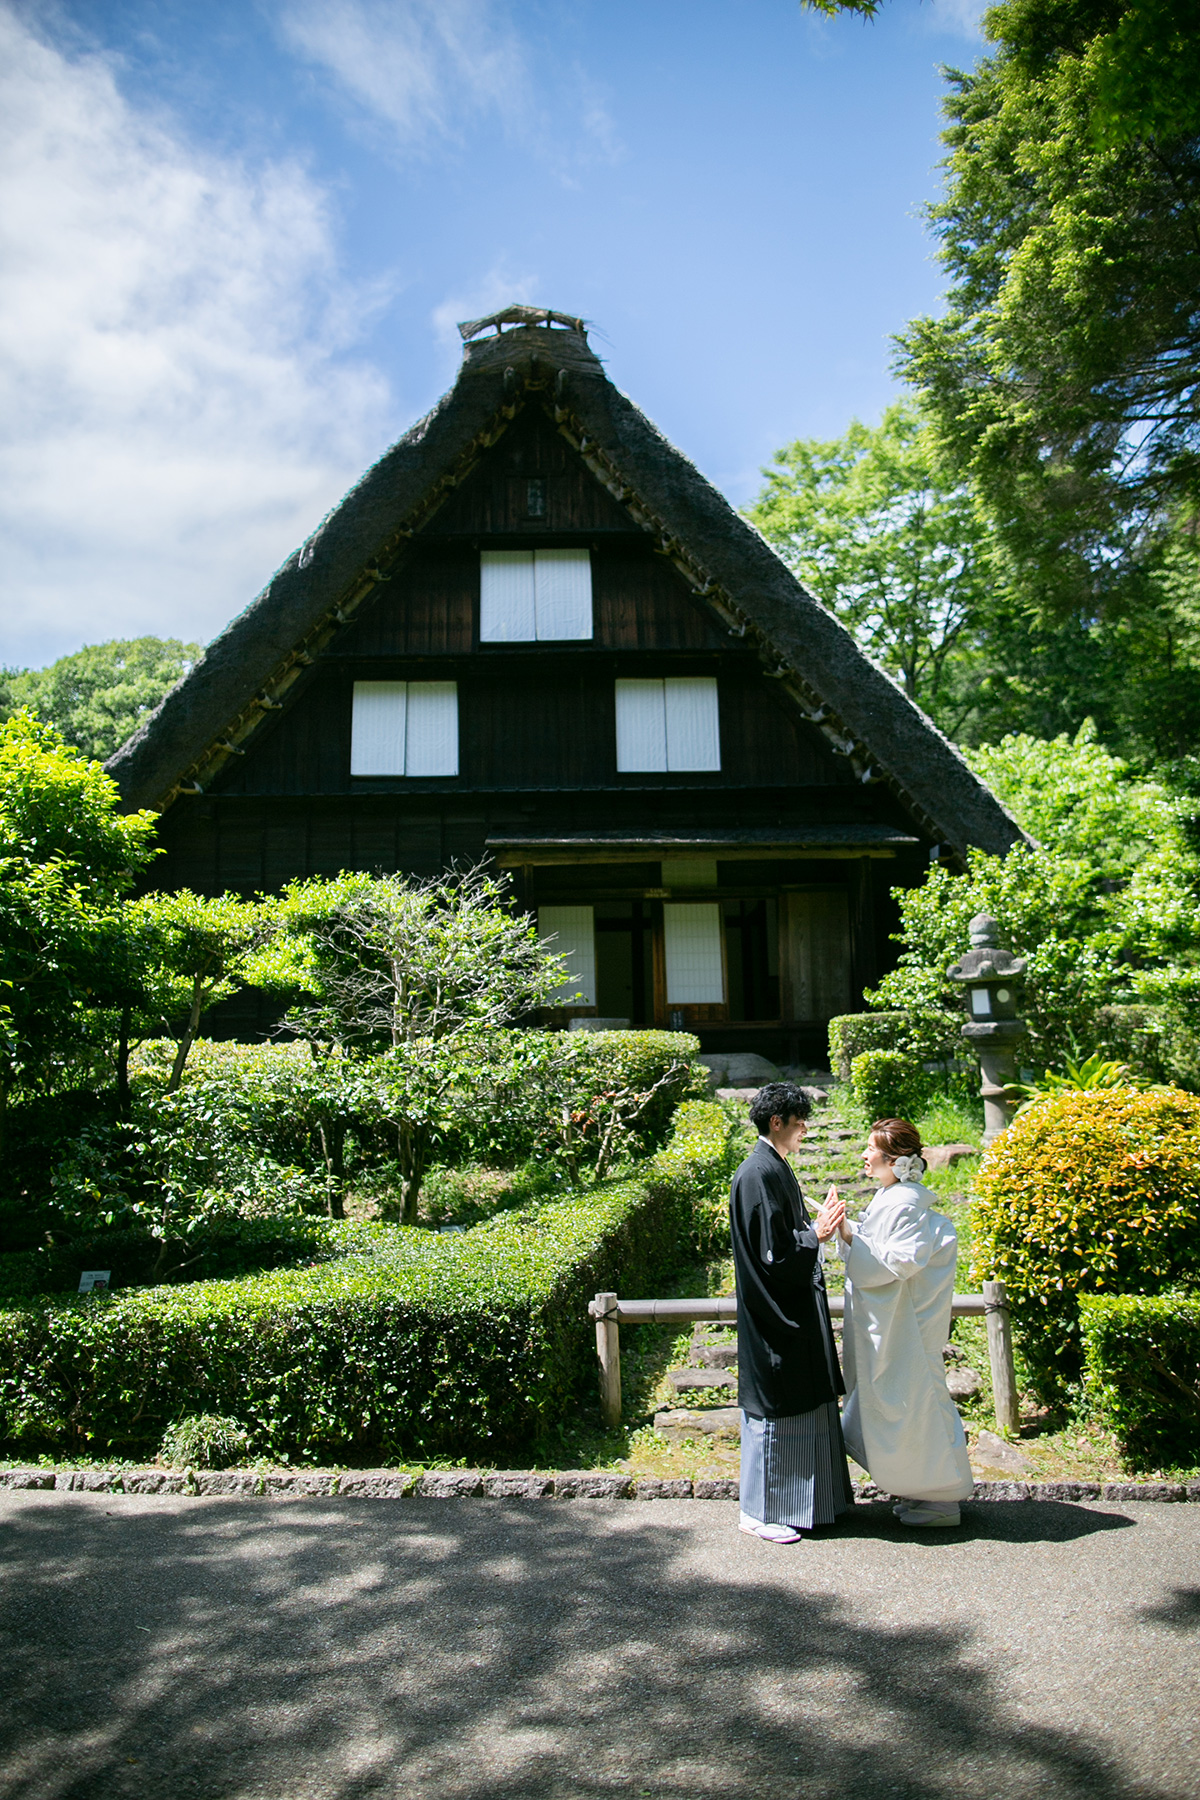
[[614, 677, 720, 772], [350, 681, 458, 776], [537, 905, 597, 1006], [663, 903, 725, 1004], [480, 549, 592, 641]]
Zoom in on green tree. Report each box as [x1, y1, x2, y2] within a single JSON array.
[[965, 721, 1181, 883], [747, 401, 993, 732], [0, 712, 158, 1135], [802, 0, 1200, 145], [266, 865, 571, 1222], [132, 891, 277, 1093], [1, 638, 202, 762], [896, 4, 1200, 614]]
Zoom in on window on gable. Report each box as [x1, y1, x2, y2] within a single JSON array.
[[480, 549, 592, 641], [350, 681, 458, 776], [614, 676, 721, 772]]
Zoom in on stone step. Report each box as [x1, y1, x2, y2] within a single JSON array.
[[691, 1324, 736, 1348], [668, 1368, 736, 1393], [654, 1406, 741, 1443], [694, 1344, 738, 1370]]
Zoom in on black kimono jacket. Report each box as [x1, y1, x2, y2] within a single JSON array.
[[730, 1137, 845, 1419]]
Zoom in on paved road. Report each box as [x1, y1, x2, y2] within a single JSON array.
[[2, 1491, 1198, 1800]]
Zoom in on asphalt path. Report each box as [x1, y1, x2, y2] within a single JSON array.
[[2, 1491, 1198, 1800]]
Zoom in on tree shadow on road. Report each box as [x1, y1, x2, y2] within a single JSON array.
[[0, 1495, 1161, 1800], [1138, 1585, 1200, 1631]]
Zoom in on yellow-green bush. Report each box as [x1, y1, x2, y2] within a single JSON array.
[[972, 1088, 1200, 1398]]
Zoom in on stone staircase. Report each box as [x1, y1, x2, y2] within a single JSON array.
[[654, 1323, 740, 1443]]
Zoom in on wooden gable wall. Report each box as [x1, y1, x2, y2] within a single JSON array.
[[150, 401, 931, 1056]]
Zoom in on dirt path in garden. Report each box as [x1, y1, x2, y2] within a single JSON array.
[[2, 1492, 1198, 1799]]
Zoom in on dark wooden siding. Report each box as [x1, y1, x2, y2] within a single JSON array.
[[348, 544, 475, 657], [211, 654, 854, 796], [431, 406, 635, 535], [592, 545, 726, 650]]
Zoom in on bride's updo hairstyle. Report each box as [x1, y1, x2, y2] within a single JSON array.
[[870, 1118, 923, 1160]]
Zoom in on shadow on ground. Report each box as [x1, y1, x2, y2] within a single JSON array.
[[0, 1496, 1162, 1800]]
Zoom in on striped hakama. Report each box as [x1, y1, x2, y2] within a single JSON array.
[[740, 1402, 855, 1530]]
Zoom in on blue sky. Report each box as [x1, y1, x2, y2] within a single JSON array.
[[0, 0, 988, 668]]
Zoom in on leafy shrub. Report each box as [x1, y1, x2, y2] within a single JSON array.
[[1097, 1004, 1200, 1094], [1080, 1292, 1200, 1471], [828, 1013, 910, 1083], [1096, 1005, 1171, 1082], [44, 1030, 706, 1248], [850, 1049, 932, 1125], [0, 1101, 732, 1462], [1014, 1051, 1138, 1112], [972, 1089, 1200, 1399], [160, 1413, 250, 1470], [869, 848, 1120, 1072]]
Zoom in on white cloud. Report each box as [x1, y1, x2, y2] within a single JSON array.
[[278, 0, 530, 150], [0, 5, 393, 667], [276, 0, 622, 173], [916, 0, 989, 41]]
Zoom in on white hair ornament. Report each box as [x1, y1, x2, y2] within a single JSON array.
[[890, 1153, 926, 1183]]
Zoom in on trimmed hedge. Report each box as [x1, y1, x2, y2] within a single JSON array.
[[828, 1013, 909, 1084], [972, 1088, 1200, 1399], [0, 1101, 733, 1463], [0, 1218, 389, 1303], [1080, 1292, 1200, 1471], [850, 1050, 932, 1125]]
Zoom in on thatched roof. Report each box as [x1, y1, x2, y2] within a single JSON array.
[[106, 312, 1022, 857]]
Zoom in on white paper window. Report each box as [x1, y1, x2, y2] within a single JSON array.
[[538, 905, 597, 1006], [351, 681, 458, 776], [615, 677, 720, 772], [615, 680, 668, 772], [480, 549, 592, 641], [664, 903, 725, 1004]]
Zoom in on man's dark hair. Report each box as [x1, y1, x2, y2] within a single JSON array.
[[749, 1082, 812, 1134]]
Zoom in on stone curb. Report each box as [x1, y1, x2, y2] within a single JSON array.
[[2, 1468, 1199, 1504]]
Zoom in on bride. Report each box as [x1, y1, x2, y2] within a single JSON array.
[[832, 1118, 974, 1527]]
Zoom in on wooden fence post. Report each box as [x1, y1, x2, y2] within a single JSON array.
[[983, 1279, 1019, 1434], [594, 1291, 621, 1428]]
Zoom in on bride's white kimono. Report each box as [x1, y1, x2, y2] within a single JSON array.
[[838, 1181, 974, 1503]]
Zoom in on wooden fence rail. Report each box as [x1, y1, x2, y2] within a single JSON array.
[[588, 1281, 1019, 1434]]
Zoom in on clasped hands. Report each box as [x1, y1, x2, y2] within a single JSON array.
[[814, 1184, 852, 1244]]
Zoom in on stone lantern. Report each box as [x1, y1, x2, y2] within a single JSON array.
[[947, 914, 1028, 1145]]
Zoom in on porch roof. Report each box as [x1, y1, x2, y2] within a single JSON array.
[[486, 825, 918, 863]]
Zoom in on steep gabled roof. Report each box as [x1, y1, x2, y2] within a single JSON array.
[[107, 314, 1022, 857]]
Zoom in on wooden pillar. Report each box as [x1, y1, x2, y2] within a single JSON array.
[[983, 1279, 1019, 1434], [594, 1291, 621, 1427]]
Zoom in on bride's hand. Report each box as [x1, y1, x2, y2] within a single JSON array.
[[814, 1189, 845, 1242]]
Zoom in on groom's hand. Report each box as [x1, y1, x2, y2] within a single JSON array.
[[814, 1189, 845, 1242]]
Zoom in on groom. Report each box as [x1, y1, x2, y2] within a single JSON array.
[[731, 1082, 855, 1543]]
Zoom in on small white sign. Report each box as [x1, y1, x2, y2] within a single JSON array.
[[78, 1270, 111, 1294]]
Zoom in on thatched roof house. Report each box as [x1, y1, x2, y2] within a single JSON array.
[[109, 307, 1019, 1060]]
